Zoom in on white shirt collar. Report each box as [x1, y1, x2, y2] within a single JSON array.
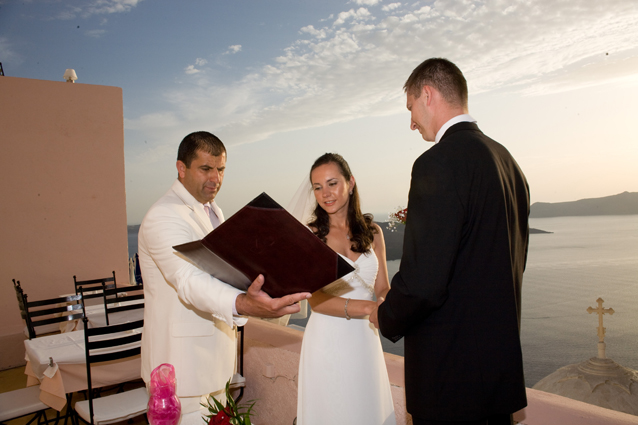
[[171, 180, 224, 224], [172, 179, 199, 208], [435, 114, 477, 144]]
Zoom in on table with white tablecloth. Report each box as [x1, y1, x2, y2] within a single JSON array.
[[24, 327, 142, 410]]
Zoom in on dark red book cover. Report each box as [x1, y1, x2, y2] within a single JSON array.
[[173, 192, 354, 298]]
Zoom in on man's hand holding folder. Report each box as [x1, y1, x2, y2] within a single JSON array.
[[235, 274, 311, 317]]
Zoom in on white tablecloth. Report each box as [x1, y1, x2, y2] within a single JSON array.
[[24, 327, 143, 410]]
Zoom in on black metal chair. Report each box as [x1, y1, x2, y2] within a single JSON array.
[[102, 284, 144, 326], [134, 253, 143, 285], [73, 315, 148, 425], [72, 272, 116, 303], [12, 279, 28, 324], [14, 280, 84, 339], [229, 325, 246, 402]]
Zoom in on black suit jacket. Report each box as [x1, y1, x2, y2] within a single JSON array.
[[378, 122, 529, 421]]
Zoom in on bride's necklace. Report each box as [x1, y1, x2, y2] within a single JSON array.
[[331, 223, 350, 240]]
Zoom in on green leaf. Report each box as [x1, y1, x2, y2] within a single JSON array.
[[202, 378, 258, 425]]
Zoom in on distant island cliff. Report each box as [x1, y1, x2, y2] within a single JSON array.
[[530, 191, 638, 218]]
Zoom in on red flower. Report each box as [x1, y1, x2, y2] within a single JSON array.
[[390, 207, 407, 224], [209, 408, 232, 425], [394, 208, 407, 223], [203, 379, 256, 425]]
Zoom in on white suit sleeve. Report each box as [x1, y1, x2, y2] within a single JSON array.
[[139, 205, 247, 328]]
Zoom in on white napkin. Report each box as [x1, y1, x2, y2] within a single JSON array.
[[43, 361, 59, 379]]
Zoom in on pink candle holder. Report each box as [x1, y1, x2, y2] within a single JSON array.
[[147, 363, 181, 425]]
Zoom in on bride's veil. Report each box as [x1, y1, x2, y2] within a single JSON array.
[[279, 175, 315, 321], [285, 176, 315, 226]]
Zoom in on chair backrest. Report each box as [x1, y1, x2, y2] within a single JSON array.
[[82, 316, 144, 424], [134, 253, 143, 285], [12, 279, 27, 321], [19, 286, 84, 339], [73, 271, 117, 301], [102, 284, 145, 326]]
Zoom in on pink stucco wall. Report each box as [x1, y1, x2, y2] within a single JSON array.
[[0, 76, 128, 369]]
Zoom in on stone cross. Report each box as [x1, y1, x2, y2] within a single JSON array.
[[587, 297, 614, 358]]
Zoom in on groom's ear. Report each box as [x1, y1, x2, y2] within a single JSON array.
[[421, 85, 433, 104]]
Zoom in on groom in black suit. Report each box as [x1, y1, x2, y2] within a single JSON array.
[[370, 58, 529, 425]]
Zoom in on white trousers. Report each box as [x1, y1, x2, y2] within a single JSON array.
[[178, 388, 226, 425]]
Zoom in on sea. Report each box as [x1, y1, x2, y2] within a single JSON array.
[[127, 215, 638, 387]]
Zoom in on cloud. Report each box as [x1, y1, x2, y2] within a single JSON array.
[[300, 25, 327, 39], [382, 3, 401, 12], [333, 8, 372, 26], [353, 0, 381, 5], [127, 0, 638, 149], [125, 111, 181, 130], [184, 58, 208, 74], [0, 37, 20, 64], [184, 65, 200, 75], [52, 0, 143, 19], [85, 29, 106, 38], [225, 45, 242, 54], [85, 0, 143, 15], [519, 52, 638, 96]]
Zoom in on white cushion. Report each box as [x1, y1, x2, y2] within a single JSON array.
[[75, 387, 148, 425], [0, 386, 48, 421]]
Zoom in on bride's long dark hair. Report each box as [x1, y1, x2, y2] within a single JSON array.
[[307, 153, 377, 253]]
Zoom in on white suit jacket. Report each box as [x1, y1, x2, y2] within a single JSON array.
[[138, 179, 246, 397]]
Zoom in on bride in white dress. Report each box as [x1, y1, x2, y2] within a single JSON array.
[[295, 153, 396, 425]]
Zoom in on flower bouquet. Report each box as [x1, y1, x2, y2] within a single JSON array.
[[203, 380, 256, 425], [387, 206, 407, 231]]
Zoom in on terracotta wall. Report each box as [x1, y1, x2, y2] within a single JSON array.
[[0, 76, 128, 369]]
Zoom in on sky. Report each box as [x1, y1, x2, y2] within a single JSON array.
[[2, 0, 637, 224]]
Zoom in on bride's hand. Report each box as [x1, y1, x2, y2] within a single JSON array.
[[362, 300, 376, 316]]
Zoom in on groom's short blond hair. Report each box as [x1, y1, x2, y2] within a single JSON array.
[[404, 58, 468, 109]]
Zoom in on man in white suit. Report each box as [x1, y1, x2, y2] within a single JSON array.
[[138, 131, 310, 416]]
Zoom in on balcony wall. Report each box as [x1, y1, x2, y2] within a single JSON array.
[[0, 76, 128, 369], [242, 319, 638, 425]]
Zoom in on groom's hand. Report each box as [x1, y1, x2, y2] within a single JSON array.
[[369, 305, 380, 328], [369, 296, 384, 329], [235, 274, 312, 318]]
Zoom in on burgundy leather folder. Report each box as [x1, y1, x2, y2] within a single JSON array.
[[173, 192, 354, 298]]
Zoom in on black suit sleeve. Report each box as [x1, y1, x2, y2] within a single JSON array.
[[379, 151, 464, 340]]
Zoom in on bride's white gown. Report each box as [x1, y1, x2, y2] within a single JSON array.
[[296, 251, 396, 425]]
